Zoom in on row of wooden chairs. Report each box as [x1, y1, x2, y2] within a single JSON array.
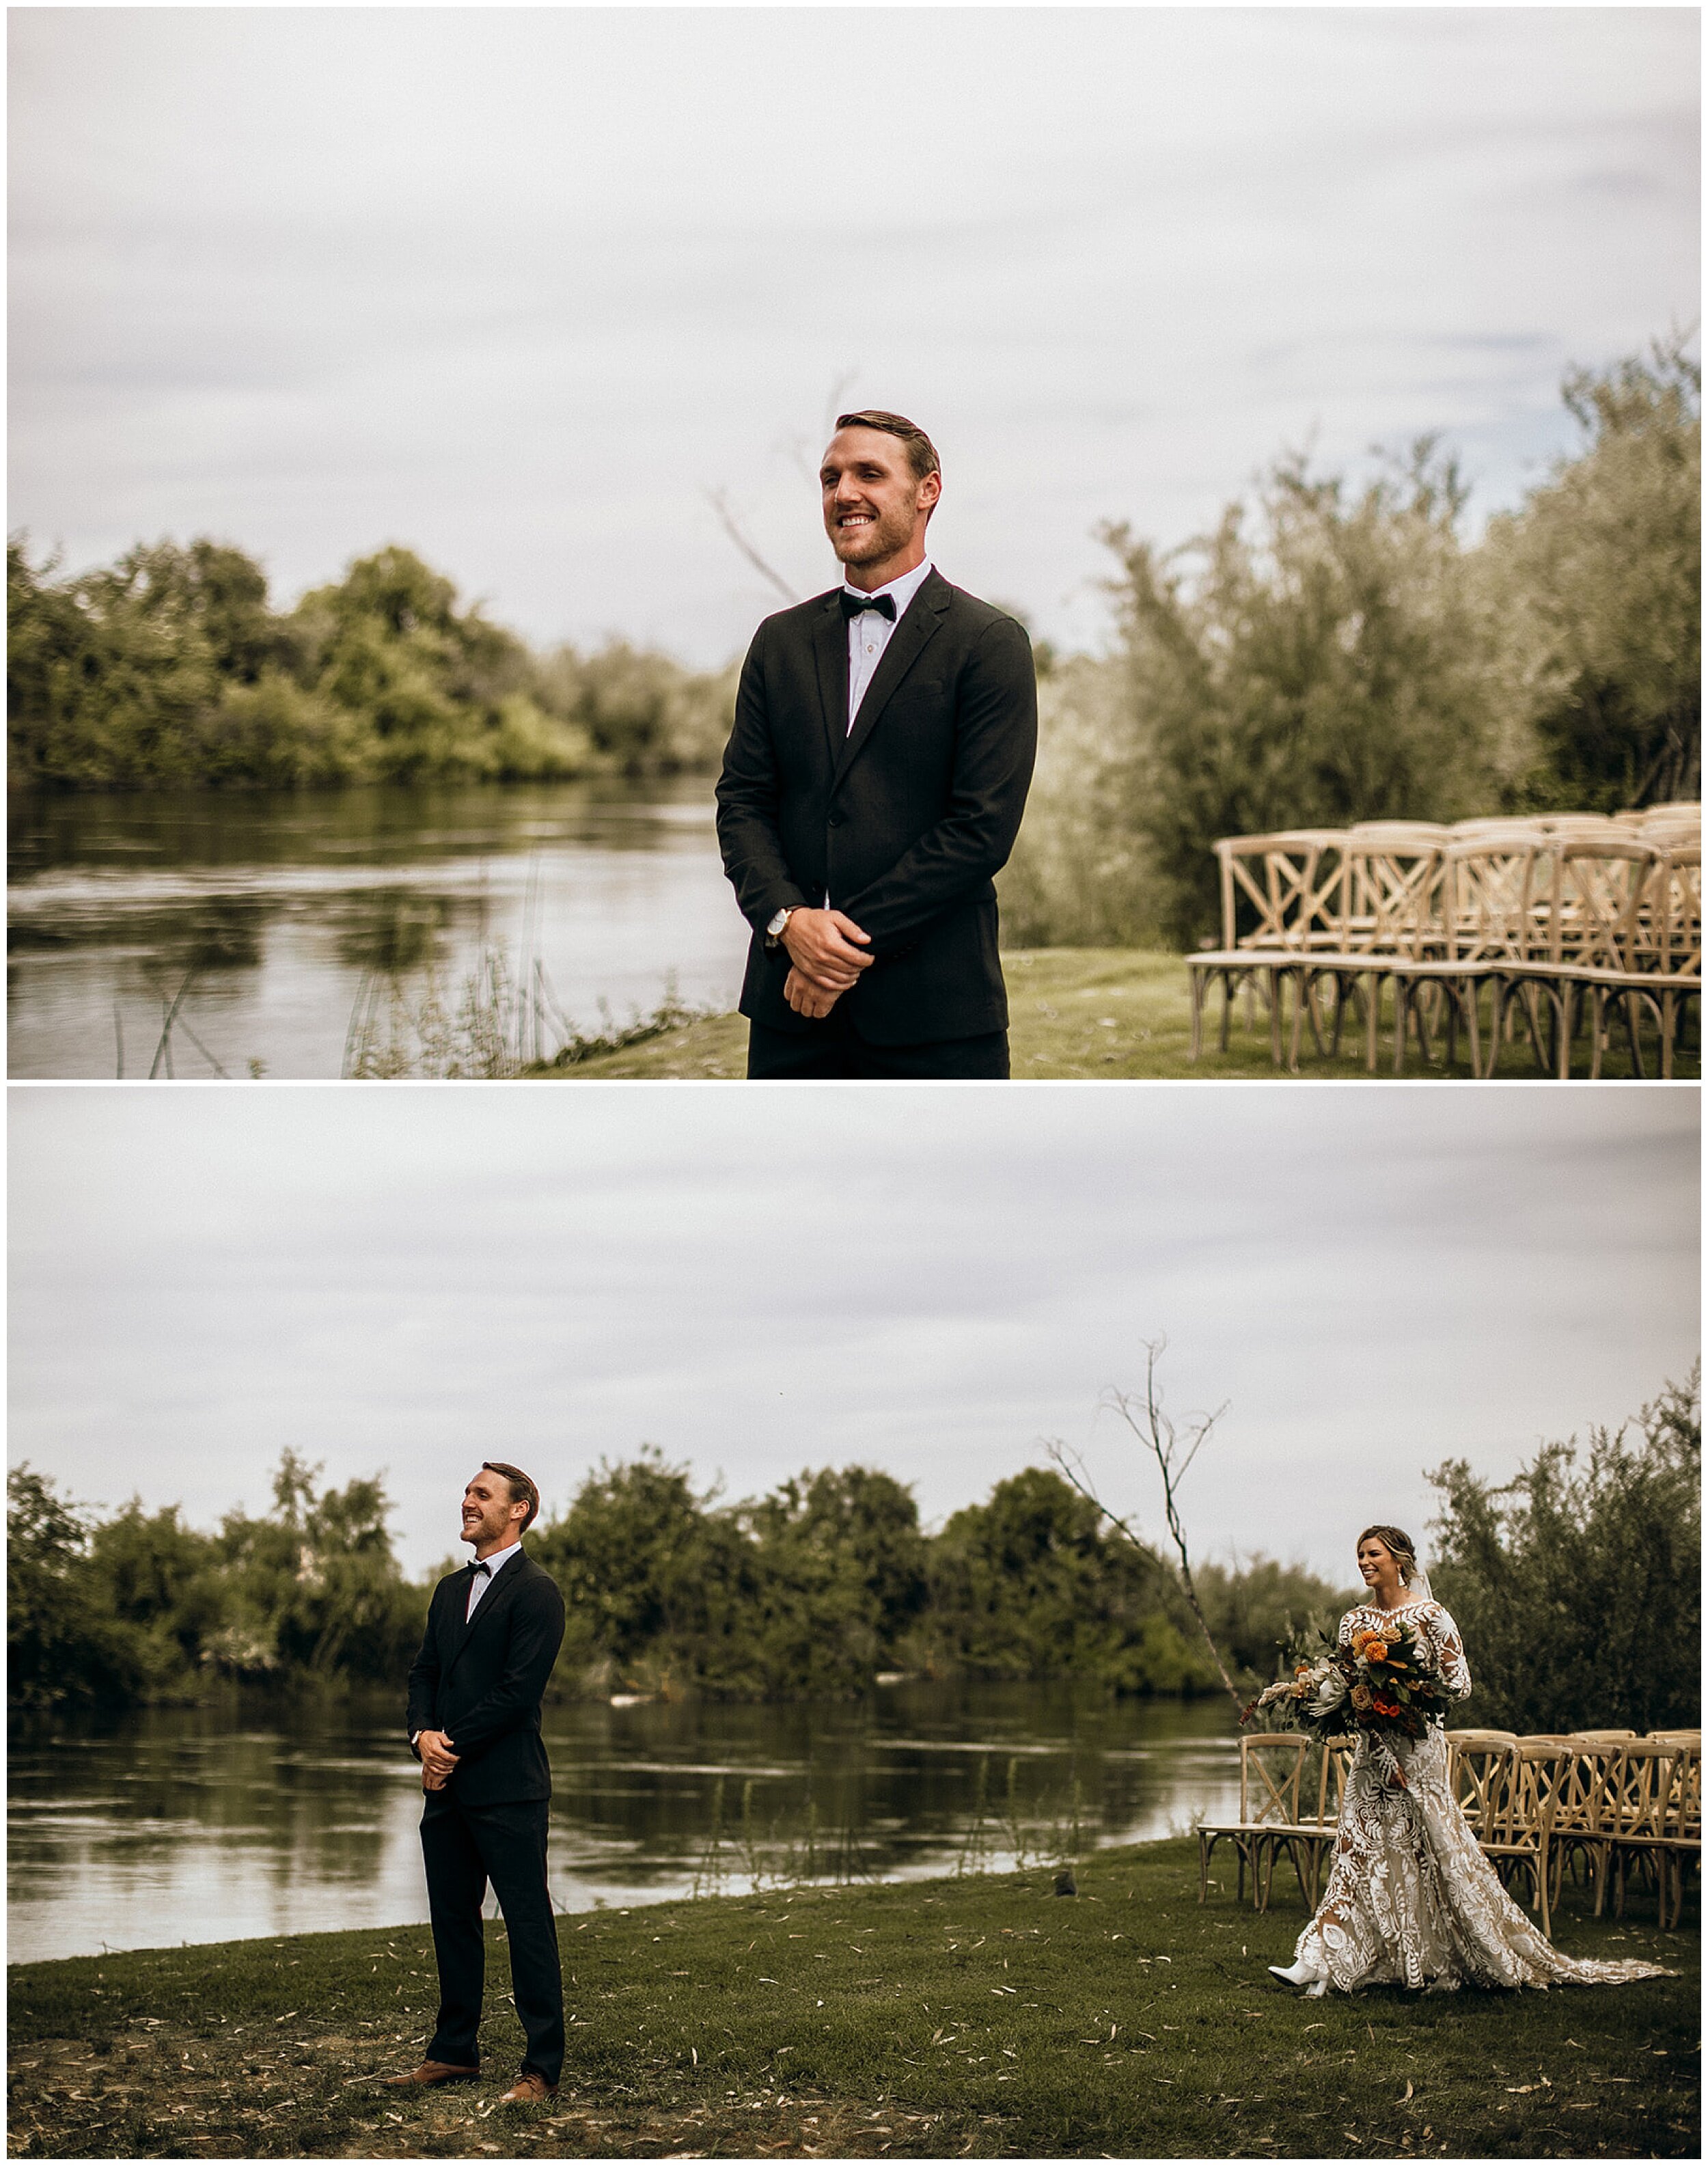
[[1188, 808, 1702, 1078], [1198, 1728, 1701, 1934], [1448, 1730, 1701, 1934]]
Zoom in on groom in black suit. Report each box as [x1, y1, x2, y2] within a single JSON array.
[[716, 410, 1037, 1078], [389, 1463, 566, 2107]]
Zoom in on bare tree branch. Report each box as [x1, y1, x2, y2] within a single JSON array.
[[1049, 1334, 1245, 1713], [700, 486, 800, 605]]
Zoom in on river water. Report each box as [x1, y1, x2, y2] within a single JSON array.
[[8, 1682, 1240, 1963], [6, 780, 748, 1079]]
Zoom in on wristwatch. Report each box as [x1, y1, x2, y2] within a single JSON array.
[[765, 906, 795, 948]]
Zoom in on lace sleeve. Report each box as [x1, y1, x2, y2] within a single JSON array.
[[1337, 1609, 1358, 1647], [1426, 1604, 1473, 1699]]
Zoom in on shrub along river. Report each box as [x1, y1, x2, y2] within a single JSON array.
[[6, 779, 747, 1079], [8, 1680, 1241, 1962]]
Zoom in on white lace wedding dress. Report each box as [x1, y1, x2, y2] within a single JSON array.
[[1289, 1599, 1670, 1993]]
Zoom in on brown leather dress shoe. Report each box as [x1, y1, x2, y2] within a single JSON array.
[[383, 2059, 480, 2087], [498, 2071, 557, 2105]]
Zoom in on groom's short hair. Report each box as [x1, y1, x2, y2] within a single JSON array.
[[482, 1461, 540, 1533], [835, 409, 940, 485]]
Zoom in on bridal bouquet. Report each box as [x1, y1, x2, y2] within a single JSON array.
[[1241, 1616, 1456, 1787]]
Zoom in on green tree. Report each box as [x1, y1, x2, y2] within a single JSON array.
[[7, 1465, 154, 1714], [1427, 1369, 1700, 1733], [529, 1448, 762, 1696], [1484, 338, 1701, 809], [1103, 439, 1509, 946], [741, 1466, 930, 1697], [212, 1451, 424, 1683], [1192, 1554, 1359, 1686], [89, 1499, 227, 1671], [926, 1468, 1213, 1691]]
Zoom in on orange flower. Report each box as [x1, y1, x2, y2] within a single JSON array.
[[1372, 1698, 1401, 1719], [1352, 1631, 1388, 1664]]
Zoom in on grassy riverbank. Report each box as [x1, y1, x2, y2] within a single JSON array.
[[534, 950, 1694, 1080], [9, 1837, 1696, 2159]]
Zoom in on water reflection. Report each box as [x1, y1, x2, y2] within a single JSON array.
[[7, 780, 749, 1078], [8, 1683, 1239, 1961]]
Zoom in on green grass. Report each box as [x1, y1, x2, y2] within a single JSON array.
[[532, 950, 1696, 1080], [8, 1839, 1696, 2158]]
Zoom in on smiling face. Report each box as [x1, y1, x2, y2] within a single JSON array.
[[820, 426, 941, 590], [1357, 1534, 1402, 1598], [460, 1468, 527, 1557]]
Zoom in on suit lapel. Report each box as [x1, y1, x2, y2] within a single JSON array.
[[443, 1554, 529, 1681], [810, 594, 847, 770], [832, 571, 951, 789]]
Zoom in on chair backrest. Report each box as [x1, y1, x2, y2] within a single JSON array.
[[1449, 1739, 1518, 1839], [1509, 1743, 1571, 1843], [1547, 840, 1657, 969], [1443, 838, 1550, 962], [1446, 1729, 1522, 1747], [1452, 815, 1550, 840], [1603, 1740, 1675, 1839], [1213, 833, 1347, 953], [1649, 1730, 1702, 1746], [1335, 837, 1445, 956], [1575, 1729, 1639, 1742], [1663, 1744, 1701, 1842], [1648, 845, 1702, 981], [1536, 814, 1620, 839], [1239, 1733, 1309, 1825], [1549, 1742, 1615, 1835]]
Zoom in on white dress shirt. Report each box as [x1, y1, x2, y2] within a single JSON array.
[[465, 1537, 523, 1621], [843, 557, 934, 733]]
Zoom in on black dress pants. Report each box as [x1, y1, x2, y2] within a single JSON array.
[[747, 1010, 1010, 1080], [420, 1792, 563, 2082]]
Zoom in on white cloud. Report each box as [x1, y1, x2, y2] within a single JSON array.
[[10, 1082, 1698, 1582], [9, 7, 1698, 664]]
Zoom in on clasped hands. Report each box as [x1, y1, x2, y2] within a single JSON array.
[[417, 1729, 459, 1793], [781, 907, 872, 1018]]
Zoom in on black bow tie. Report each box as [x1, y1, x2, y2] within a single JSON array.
[[840, 590, 896, 621], [468, 1561, 491, 1579]]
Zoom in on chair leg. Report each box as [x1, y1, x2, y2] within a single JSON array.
[[1189, 968, 1204, 1063]]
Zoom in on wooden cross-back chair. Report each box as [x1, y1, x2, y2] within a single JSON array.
[[1599, 1740, 1691, 1927], [1188, 832, 1347, 1063], [1284, 834, 1449, 1073], [1267, 1735, 1358, 1912], [1478, 1743, 1569, 1937], [1196, 1733, 1310, 1912], [1645, 845, 1702, 1076], [1446, 1735, 1519, 1842], [1386, 835, 1550, 1076], [1480, 840, 1659, 1077]]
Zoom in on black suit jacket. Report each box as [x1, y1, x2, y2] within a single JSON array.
[[715, 570, 1038, 1044], [405, 1551, 566, 1807]]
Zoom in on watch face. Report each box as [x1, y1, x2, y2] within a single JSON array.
[[767, 909, 790, 936]]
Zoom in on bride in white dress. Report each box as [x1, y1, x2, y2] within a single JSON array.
[[1267, 1524, 1671, 1997]]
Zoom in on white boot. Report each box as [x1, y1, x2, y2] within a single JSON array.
[[1267, 1959, 1312, 1986], [1304, 1977, 1327, 1997]]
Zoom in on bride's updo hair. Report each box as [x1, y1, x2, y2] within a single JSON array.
[[1358, 1524, 1421, 1583]]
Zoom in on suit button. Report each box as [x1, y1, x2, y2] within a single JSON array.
[[828, 811, 845, 828]]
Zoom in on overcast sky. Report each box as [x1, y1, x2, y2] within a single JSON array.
[[10, 1084, 1698, 1585], [9, 7, 1699, 666]]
